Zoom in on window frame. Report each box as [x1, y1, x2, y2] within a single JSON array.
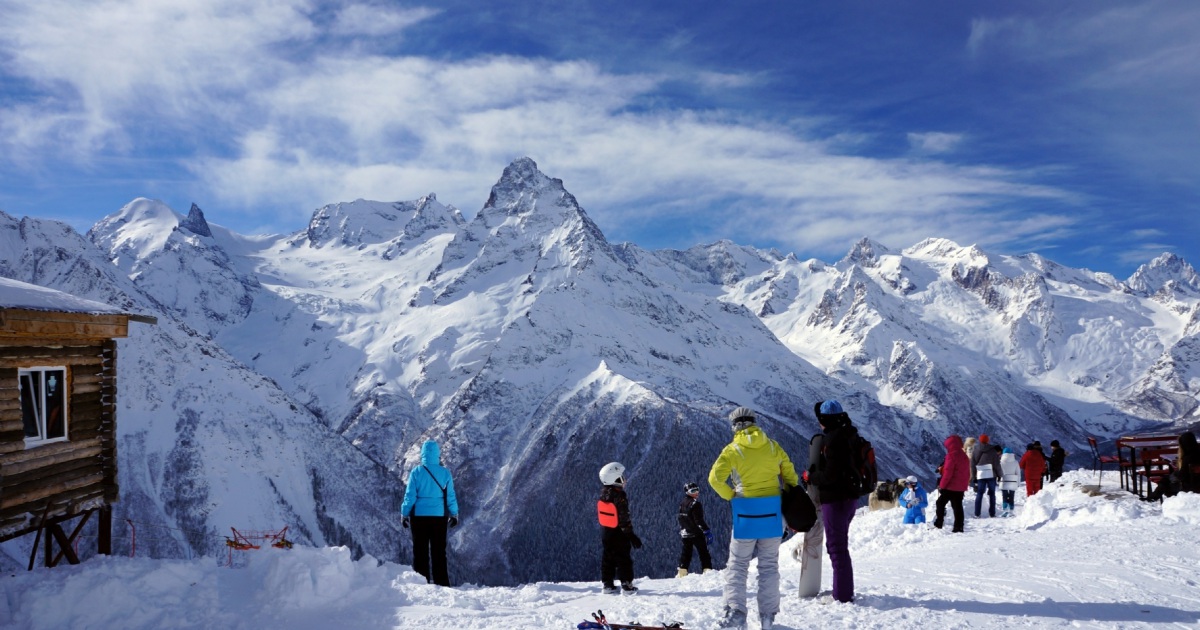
[[19, 365, 70, 447]]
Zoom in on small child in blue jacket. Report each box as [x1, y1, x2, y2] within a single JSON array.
[[900, 476, 928, 524]]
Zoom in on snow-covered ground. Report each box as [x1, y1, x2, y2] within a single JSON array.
[[3, 470, 1198, 629]]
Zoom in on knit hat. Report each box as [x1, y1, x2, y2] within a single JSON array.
[[1003, 447, 1012, 454], [979, 434, 990, 444], [819, 400, 844, 415], [1050, 440, 1060, 448]]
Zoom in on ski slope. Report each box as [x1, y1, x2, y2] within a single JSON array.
[[2, 470, 1198, 629]]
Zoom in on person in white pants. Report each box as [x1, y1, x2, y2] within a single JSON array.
[[708, 406, 799, 630]]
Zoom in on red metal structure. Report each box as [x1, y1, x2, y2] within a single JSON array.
[[224, 526, 292, 566]]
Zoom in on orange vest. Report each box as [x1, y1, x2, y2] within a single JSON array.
[[597, 500, 619, 528]]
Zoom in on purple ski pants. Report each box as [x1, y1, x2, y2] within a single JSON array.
[[821, 498, 857, 603]]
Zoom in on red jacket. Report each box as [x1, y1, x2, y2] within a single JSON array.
[[1020, 449, 1047, 479], [940, 435, 971, 492]]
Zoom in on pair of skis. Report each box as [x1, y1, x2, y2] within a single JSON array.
[[577, 609, 685, 629]]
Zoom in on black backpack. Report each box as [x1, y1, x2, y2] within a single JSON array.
[[851, 435, 879, 498], [818, 428, 878, 498], [781, 484, 817, 533]]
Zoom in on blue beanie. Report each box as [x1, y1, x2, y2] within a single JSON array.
[[819, 400, 844, 415], [1002, 447, 1012, 454]]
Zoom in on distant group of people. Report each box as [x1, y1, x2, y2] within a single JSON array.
[[923, 434, 1069, 532]]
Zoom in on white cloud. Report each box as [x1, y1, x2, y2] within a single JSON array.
[[330, 4, 439, 37], [1118, 243, 1176, 267], [966, 17, 1029, 58], [964, 3, 1200, 185], [0, 0, 315, 153], [907, 132, 964, 155], [1130, 228, 1165, 240], [0, 0, 1083, 260], [694, 71, 762, 91]]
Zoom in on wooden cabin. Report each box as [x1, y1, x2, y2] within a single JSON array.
[[0, 277, 155, 568]]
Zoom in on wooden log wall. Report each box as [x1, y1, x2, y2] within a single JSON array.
[[0, 338, 120, 541]]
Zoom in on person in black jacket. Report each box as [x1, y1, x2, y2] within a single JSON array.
[[598, 462, 642, 594], [676, 482, 713, 577], [971, 434, 1002, 518], [807, 400, 862, 604], [1048, 440, 1067, 482]]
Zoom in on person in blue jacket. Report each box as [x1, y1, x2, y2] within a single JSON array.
[[400, 439, 459, 586], [899, 476, 928, 524]]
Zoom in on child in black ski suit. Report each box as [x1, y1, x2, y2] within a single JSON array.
[[597, 462, 642, 594], [676, 482, 713, 577]]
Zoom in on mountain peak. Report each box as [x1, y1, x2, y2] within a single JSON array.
[[1128, 252, 1200, 296], [403, 194, 465, 241], [904, 238, 991, 268], [429, 159, 611, 293], [88, 198, 181, 258], [180, 203, 213, 237], [906, 237, 965, 257], [304, 200, 410, 248], [473, 158, 603, 242], [843, 237, 890, 268], [482, 157, 577, 219], [499, 157, 541, 183]]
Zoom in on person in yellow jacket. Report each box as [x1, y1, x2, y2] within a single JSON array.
[[709, 406, 799, 630]]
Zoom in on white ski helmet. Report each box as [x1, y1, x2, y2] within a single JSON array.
[[599, 462, 627, 486]]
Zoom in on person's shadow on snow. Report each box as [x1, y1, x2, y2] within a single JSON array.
[[864, 595, 1199, 624]]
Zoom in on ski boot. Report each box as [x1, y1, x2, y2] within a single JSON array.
[[718, 606, 747, 629]]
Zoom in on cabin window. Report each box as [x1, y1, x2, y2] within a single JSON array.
[[19, 367, 68, 445]]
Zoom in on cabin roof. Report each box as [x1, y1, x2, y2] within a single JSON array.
[[0, 277, 156, 324]]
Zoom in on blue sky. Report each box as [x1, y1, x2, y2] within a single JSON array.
[[1, 1, 1197, 277]]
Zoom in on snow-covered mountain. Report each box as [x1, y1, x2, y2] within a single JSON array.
[[2, 157, 1197, 585], [676, 237, 1200, 436], [0, 211, 405, 568]]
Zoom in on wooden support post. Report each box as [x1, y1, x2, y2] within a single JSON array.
[[48, 510, 91, 567], [44, 521, 53, 567], [98, 506, 112, 555], [28, 502, 51, 571]]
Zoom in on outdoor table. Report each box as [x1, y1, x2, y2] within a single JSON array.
[[1118, 435, 1179, 497]]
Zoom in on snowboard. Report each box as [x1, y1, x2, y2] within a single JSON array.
[[578, 609, 685, 629], [577, 623, 684, 630], [797, 485, 823, 598]]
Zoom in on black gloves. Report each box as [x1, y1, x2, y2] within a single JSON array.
[[402, 517, 410, 529], [629, 533, 643, 549]]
